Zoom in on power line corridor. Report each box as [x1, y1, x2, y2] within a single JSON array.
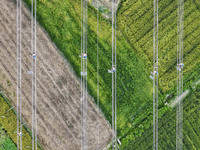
[[16, 0, 37, 149]]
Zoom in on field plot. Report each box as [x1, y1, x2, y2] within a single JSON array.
[[117, 0, 200, 148], [117, 0, 200, 93], [0, 96, 40, 150], [0, 0, 111, 149], [122, 84, 200, 150]]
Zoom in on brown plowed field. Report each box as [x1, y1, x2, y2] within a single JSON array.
[[0, 0, 112, 149]]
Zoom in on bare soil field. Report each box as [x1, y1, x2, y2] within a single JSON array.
[[0, 0, 112, 149]]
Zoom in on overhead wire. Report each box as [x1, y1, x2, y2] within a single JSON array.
[[180, 0, 184, 148], [114, 0, 117, 148], [176, 0, 180, 149], [19, 0, 23, 148], [85, 0, 88, 148], [153, 0, 156, 148], [81, 0, 88, 149], [81, 0, 83, 149], [111, 0, 117, 149], [111, 0, 114, 148], [34, 0, 38, 149], [97, 0, 100, 149], [31, 0, 34, 149], [176, 0, 184, 149], [153, 0, 159, 149], [156, 0, 159, 149], [16, 0, 19, 149], [16, 0, 37, 149]]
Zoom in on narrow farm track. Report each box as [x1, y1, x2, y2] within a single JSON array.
[[0, 0, 112, 149]]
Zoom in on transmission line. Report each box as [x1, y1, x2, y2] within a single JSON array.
[[153, 0, 159, 149], [80, 0, 88, 149], [176, 0, 184, 149], [34, 0, 38, 148], [16, 0, 19, 148], [97, 1, 100, 149], [110, 0, 117, 149], [30, 0, 37, 149], [114, 0, 117, 148], [16, 0, 37, 149], [19, 0, 23, 148], [16, 0, 23, 148], [31, 0, 34, 149]]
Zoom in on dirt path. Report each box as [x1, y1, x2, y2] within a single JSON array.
[[170, 90, 189, 108], [0, 0, 112, 149]]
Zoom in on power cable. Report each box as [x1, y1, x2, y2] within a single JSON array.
[[153, 0, 159, 149], [97, 1, 100, 149], [81, 0, 88, 149], [111, 0, 114, 148], [114, 0, 117, 148], [176, 0, 184, 149], [16, 0, 19, 149], [19, 0, 22, 148], [31, 0, 34, 149], [111, 0, 117, 149], [34, 0, 38, 149]]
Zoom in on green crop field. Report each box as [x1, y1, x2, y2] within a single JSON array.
[[117, 0, 200, 93], [122, 84, 200, 150], [117, 0, 200, 148], [19, 0, 200, 149]]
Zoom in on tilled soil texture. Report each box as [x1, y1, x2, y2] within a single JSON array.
[[0, 0, 112, 150]]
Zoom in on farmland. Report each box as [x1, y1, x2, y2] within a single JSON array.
[[22, 0, 200, 149], [23, 0, 153, 138], [121, 84, 200, 149], [0, 0, 111, 149], [117, 0, 200, 93], [0, 0, 199, 149], [116, 0, 200, 148]]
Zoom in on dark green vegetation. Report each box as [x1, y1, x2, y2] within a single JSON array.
[[122, 84, 200, 150], [0, 94, 42, 150], [20, 0, 200, 149]]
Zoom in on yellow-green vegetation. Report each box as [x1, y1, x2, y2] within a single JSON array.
[[0, 95, 42, 150], [117, 0, 200, 93]]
